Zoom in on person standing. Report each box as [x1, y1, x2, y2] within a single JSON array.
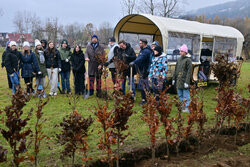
[[130, 39, 153, 105], [1, 41, 12, 89], [116, 40, 136, 97], [172, 44, 192, 113], [85, 34, 105, 97], [34, 39, 47, 98], [45, 41, 62, 96], [148, 46, 168, 101], [41, 39, 47, 50], [71, 45, 85, 95], [4, 41, 21, 94], [58, 39, 72, 94], [19, 41, 41, 94], [104, 37, 119, 87]]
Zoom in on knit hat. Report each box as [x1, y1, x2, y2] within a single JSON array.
[[9, 41, 17, 47], [35, 39, 42, 47], [180, 44, 188, 53], [61, 39, 68, 45], [23, 41, 30, 47], [91, 34, 98, 40], [152, 41, 159, 46], [6, 41, 10, 48], [109, 37, 116, 42], [154, 46, 162, 54]]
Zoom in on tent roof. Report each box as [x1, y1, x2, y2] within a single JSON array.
[[114, 14, 244, 40]]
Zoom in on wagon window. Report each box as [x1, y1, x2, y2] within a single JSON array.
[[119, 33, 154, 53], [213, 37, 237, 62], [167, 32, 200, 62]]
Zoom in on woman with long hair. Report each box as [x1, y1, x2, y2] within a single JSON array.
[[70, 45, 85, 95], [45, 41, 61, 96]]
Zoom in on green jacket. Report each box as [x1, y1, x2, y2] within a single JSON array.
[[35, 50, 47, 77], [173, 55, 192, 89], [58, 48, 71, 60]]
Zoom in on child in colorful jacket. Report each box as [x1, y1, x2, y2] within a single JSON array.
[[148, 46, 168, 101]]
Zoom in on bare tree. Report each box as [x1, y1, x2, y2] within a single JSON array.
[[62, 23, 85, 46], [137, 0, 159, 15], [44, 17, 62, 44], [161, 0, 178, 17], [121, 0, 137, 15], [96, 22, 113, 44], [82, 23, 94, 45], [13, 11, 25, 34]]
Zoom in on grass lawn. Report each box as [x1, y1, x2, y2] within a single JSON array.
[[0, 47, 249, 166]]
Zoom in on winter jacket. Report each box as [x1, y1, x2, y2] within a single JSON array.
[[4, 49, 21, 75], [1, 47, 11, 68], [58, 47, 72, 72], [173, 54, 192, 89], [85, 42, 105, 76], [19, 50, 40, 78], [148, 53, 168, 79], [117, 43, 137, 76], [134, 45, 153, 78], [35, 50, 47, 77], [45, 49, 62, 69], [107, 43, 119, 69], [70, 50, 85, 73]]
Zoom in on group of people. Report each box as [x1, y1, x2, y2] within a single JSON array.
[[105, 37, 192, 112], [1, 34, 192, 112]]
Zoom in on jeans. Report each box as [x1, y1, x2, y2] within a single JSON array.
[[139, 77, 149, 100], [9, 72, 20, 94], [24, 77, 34, 93], [177, 88, 190, 109], [122, 76, 135, 95], [61, 71, 71, 92]]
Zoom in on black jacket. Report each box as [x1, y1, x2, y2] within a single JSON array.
[[1, 47, 11, 68], [117, 43, 137, 76], [70, 50, 85, 73], [45, 49, 62, 69], [4, 49, 21, 74]]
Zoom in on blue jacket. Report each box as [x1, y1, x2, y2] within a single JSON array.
[[148, 53, 168, 79], [20, 50, 40, 78], [134, 45, 153, 78]]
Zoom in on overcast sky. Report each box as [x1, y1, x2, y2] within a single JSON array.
[[0, 0, 234, 32]]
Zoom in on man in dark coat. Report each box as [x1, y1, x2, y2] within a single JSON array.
[[116, 40, 136, 97], [1, 41, 12, 89], [71, 45, 86, 95], [130, 39, 153, 105], [85, 34, 105, 97], [4, 41, 22, 94]]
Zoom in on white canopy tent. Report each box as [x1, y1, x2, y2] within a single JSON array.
[[114, 14, 244, 59]]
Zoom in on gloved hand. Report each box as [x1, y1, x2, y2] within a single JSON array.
[[38, 71, 42, 75], [59, 68, 62, 72], [184, 83, 189, 89], [172, 80, 175, 85], [65, 59, 69, 62], [104, 62, 109, 67], [129, 62, 135, 66], [10, 73, 14, 77]]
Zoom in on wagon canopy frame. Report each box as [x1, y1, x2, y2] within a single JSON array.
[[114, 14, 244, 59]]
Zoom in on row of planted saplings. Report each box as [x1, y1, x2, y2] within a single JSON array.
[[0, 54, 249, 167]]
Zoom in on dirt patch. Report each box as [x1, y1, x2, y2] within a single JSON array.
[[88, 123, 250, 167]]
